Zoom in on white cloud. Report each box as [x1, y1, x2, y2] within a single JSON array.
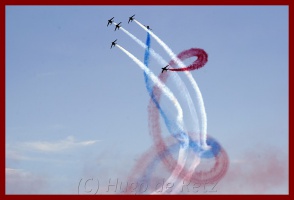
[[23, 136, 100, 152]]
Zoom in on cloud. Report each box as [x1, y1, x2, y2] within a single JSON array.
[[6, 168, 47, 194], [6, 149, 74, 163], [23, 136, 100, 152]]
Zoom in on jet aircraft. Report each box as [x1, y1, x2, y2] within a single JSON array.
[[110, 39, 117, 49], [115, 22, 122, 31], [128, 14, 135, 23], [107, 17, 114, 26], [145, 25, 152, 30], [161, 65, 169, 73]]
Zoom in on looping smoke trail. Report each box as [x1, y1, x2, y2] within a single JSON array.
[[169, 48, 208, 72]]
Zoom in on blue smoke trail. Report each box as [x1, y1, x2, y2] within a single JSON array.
[[143, 33, 187, 145]]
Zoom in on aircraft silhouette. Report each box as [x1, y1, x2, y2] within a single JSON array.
[[128, 14, 135, 23], [114, 22, 122, 31], [107, 17, 114, 26], [110, 39, 117, 49], [161, 65, 169, 73], [145, 25, 152, 30]]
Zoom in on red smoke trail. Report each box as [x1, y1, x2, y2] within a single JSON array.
[[169, 48, 208, 72]]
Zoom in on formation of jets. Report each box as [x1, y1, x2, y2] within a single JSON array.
[[107, 14, 135, 30], [108, 15, 167, 73]]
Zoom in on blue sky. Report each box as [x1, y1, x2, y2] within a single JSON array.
[[6, 6, 288, 194]]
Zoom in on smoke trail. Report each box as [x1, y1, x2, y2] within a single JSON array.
[[169, 48, 208, 72], [116, 44, 188, 144], [134, 19, 209, 149], [118, 23, 200, 135]]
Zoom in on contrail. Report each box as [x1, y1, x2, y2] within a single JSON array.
[[116, 22, 200, 135], [116, 44, 187, 141], [134, 19, 209, 149]]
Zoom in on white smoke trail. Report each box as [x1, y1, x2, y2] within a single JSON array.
[[117, 24, 200, 134], [134, 19, 209, 149]]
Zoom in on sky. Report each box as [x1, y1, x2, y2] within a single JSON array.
[[5, 6, 288, 194]]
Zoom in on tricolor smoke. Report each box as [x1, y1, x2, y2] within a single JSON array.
[[110, 19, 229, 194]]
